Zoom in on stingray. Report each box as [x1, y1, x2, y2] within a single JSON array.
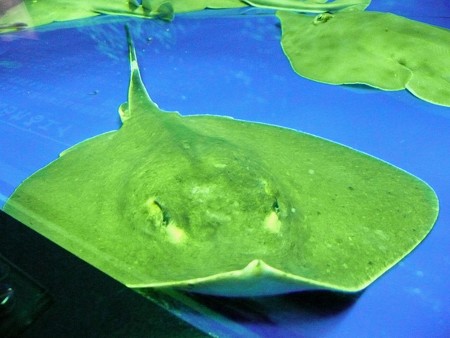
[[0, 0, 370, 33], [243, 0, 370, 13], [0, 0, 246, 32], [3, 26, 438, 297], [277, 10, 450, 107]]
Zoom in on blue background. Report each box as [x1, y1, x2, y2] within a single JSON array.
[[0, 1, 449, 336]]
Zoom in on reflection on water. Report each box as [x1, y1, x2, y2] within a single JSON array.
[[78, 16, 179, 61]]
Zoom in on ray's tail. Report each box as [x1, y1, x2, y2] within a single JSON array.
[[121, 25, 160, 122], [125, 25, 138, 71]]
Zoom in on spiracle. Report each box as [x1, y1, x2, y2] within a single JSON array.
[[313, 12, 334, 25]]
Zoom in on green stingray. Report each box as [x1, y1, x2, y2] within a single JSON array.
[[0, 0, 246, 32], [277, 11, 450, 107], [3, 26, 438, 297], [0, 0, 369, 33], [243, 0, 370, 13]]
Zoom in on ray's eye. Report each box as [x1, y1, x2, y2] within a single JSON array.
[[142, 198, 187, 244], [265, 199, 282, 234], [144, 198, 171, 227], [272, 199, 280, 214]]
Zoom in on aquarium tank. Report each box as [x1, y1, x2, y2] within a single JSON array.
[[0, 0, 449, 337]]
